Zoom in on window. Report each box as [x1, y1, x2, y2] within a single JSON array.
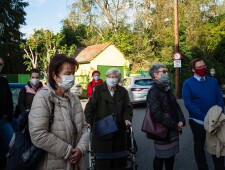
[[134, 79, 153, 86]]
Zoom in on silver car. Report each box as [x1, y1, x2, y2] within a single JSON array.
[[70, 83, 83, 97], [123, 76, 153, 105]]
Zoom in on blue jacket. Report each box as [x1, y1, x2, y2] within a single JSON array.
[[182, 76, 224, 121]]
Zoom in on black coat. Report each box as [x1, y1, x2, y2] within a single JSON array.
[[147, 83, 185, 134], [84, 82, 133, 168], [0, 76, 13, 121]]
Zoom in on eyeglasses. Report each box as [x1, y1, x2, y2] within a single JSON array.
[[157, 70, 168, 74], [195, 65, 206, 69]]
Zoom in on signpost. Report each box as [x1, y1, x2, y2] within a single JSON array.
[[173, 52, 182, 68]]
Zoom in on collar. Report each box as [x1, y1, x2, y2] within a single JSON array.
[[194, 75, 205, 81]]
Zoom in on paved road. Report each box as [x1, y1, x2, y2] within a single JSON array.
[[81, 99, 215, 170]]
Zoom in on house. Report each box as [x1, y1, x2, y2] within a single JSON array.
[[74, 42, 129, 87]]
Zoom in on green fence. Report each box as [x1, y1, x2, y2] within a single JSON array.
[[1, 74, 30, 83]]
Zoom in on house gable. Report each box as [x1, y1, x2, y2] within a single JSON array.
[[75, 42, 112, 63]]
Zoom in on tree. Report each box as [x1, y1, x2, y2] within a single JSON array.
[[0, 0, 28, 73], [21, 29, 76, 72]]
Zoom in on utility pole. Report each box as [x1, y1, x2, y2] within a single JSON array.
[[174, 0, 180, 98]]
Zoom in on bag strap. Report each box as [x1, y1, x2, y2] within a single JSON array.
[[41, 89, 55, 127], [49, 101, 55, 125]]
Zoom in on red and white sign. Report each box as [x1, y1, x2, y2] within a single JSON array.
[[173, 52, 182, 60]]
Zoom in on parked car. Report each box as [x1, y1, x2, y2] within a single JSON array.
[[123, 76, 153, 105], [9, 83, 26, 112], [70, 83, 83, 97]]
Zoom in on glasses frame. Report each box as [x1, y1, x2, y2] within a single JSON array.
[[157, 70, 168, 74], [195, 65, 206, 69]]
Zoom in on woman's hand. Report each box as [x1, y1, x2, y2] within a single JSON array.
[[177, 121, 184, 131], [69, 147, 82, 164], [125, 120, 131, 126]]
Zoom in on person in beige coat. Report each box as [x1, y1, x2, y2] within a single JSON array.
[[29, 54, 89, 170], [204, 105, 225, 169]]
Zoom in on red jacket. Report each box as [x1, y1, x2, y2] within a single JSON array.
[[87, 79, 103, 98]]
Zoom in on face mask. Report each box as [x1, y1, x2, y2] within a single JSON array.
[[94, 75, 100, 81], [159, 73, 169, 83], [30, 78, 40, 86], [57, 75, 74, 90], [0, 65, 3, 73], [195, 67, 207, 77], [106, 78, 118, 87], [210, 71, 215, 75]]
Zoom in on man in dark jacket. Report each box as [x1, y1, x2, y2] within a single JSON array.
[[0, 57, 14, 168]]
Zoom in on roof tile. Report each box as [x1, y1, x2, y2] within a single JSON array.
[[75, 42, 113, 63]]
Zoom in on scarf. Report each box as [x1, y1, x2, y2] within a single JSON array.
[[153, 79, 170, 91]]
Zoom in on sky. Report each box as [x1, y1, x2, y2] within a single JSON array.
[[20, 0, 72, 37]]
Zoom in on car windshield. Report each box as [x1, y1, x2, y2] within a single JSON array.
[[134, 79, 153, 86]]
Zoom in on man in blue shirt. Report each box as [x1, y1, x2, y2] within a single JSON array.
[[182, 58, 224, 170]]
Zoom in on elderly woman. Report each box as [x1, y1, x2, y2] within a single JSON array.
[[84, 68, 133, 170], [28, 54, 89, 170], [147, 63, 185, 170]]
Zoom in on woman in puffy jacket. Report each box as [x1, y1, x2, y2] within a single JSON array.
[[29, 54, 89, 170]]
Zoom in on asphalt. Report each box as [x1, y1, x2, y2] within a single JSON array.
[[80, 99, 216, 170]]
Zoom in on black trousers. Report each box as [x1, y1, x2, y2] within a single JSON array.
[[153, 156, 175, 170], [189, 119, 225, 170]]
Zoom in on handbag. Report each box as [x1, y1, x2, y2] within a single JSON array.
[[141, 104, 169, 140], [94, 114, 118, 140], [6, 102, 55, 170]]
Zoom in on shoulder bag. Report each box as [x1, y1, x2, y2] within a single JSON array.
[[141, 104, 169, 140], [94, 113, 118, 140], [6, 101, 55, 170]]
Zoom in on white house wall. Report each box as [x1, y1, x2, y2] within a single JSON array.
[[76, 45, 128, 79], [91, 45, 126, 66]]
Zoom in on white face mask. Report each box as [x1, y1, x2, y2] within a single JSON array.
[[57, 75, 74, 90], [30, 78, 40, 86], [106, 77, 118, 87]]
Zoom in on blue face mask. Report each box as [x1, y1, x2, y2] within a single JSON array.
[[106, 78, 118, 87], [94, 75, 100, 81], [210, 71, 215, 75]]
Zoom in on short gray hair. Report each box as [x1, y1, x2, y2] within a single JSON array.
[[149, 63, 166, 79], [105, 68, 122, 81]]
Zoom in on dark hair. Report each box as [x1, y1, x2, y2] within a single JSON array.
[[48, 54, 79, 90], [189, 58, 204, 70], [30, 68, 40, 77]]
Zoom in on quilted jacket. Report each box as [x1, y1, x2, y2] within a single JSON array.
[[29, 86, 89, 170]]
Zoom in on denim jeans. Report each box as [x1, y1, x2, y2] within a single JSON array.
[[0, 118, 14, 159]]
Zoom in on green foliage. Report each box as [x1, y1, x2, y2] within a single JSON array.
[[21, 29, 76, 72], [0, 0, 28, 73], [18, 0, 225, 87]]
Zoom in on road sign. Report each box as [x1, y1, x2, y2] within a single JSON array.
[[174, 60, 181, 68], [173, 52, 182, 60]]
